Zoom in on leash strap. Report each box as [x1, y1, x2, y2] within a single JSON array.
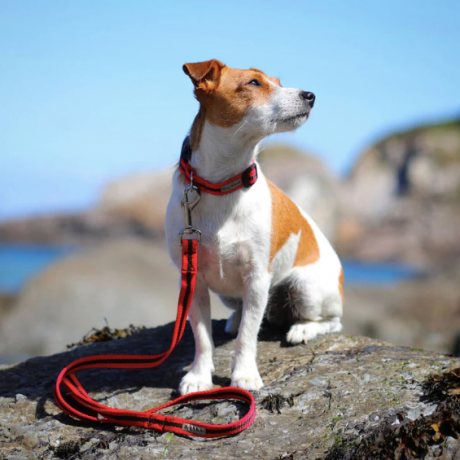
[[179, 158, 258, 195], [54, 239, 256, 438]]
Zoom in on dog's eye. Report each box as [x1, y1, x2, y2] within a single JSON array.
[[247, 79, 262, 87]]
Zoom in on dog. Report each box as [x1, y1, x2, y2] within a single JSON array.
[[165, 59, 344, 395]]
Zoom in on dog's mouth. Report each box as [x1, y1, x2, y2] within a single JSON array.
[[276, 112, 310, 124]]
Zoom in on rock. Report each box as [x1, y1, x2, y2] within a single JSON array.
[[337, 117, 460, 267], [0, 238, 230, 358], [0, 292, 16, 320], [343, 272, 460, 355], [99, 169, 173, 231], [0, 323, 459, 459]]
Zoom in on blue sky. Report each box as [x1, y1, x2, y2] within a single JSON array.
[[1, 0, 459, 219]]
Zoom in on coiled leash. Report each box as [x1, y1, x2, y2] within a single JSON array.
[[54, 184, 257, 438]]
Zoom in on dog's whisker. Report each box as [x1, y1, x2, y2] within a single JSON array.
[[232, 121, 248, 138]]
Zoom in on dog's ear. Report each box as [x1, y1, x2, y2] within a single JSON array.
[[183, 59, 224, 92]]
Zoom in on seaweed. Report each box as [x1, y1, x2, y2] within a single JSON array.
[[324, 367, 460, 460], [66, 319, 146, 349], [261, 393, 295, 414], [52, 439, 86, 459], [48, 429, 150, 459], [422, 367, 460, 404]]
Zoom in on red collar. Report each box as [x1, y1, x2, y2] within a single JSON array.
[[179, 158, 258, 195]]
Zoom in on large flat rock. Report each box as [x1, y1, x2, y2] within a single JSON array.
[[1, 321, 459, 459]]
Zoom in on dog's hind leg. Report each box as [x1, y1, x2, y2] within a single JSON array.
[[267, 271, 343, 345], [220, 296, 243, 336], [179, 278, 215, 395], [286, 279, 343, 345]]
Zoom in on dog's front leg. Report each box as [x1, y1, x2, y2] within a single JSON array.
[[179, 277, 215, 395], [231, 272, 270, 391]]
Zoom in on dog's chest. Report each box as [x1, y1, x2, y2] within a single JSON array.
[[198, 223, 256, 297], [166, 174, 271, 295]]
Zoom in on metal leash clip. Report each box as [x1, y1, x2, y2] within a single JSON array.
[[179, 184, 202, 245]]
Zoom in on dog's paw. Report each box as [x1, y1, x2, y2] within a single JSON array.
[[225, 310, 241, 336], [179, 372, 213, 395], [231, 369, 264, 391], [286, 321, 323, 345]]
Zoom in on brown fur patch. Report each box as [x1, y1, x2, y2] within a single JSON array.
[[339, 267, 344, 304], [268, 181, 320, 267], [204, 67, 277, 127], [184, 60, 281, 133], [250, 68, 281, 87]]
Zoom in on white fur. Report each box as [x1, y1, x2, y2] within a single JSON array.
[[165, 84, 342, 394]]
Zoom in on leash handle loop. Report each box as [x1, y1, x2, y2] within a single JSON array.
[[54, 239, 256, 438]]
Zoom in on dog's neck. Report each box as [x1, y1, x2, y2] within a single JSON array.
[[189, 119, 263, 183]]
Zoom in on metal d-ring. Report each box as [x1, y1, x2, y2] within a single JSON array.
[[179, 185, 202, 245], [178, 227, 202, 245]]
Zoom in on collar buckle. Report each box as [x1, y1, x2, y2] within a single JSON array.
[[242, 163, 258, 188]]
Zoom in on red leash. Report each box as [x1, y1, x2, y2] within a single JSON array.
[[54, 239, 257, 437]]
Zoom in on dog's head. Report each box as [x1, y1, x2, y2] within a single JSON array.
[[183, 59, 315, 139]]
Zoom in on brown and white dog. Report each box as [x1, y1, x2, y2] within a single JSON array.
[[165, 60, 344, 395]]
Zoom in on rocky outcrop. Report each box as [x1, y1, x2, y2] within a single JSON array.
[[337, 118, 460, 267], [1, 323, 459, 459]]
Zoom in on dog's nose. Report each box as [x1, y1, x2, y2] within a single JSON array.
[[300, 91, 315, 107]]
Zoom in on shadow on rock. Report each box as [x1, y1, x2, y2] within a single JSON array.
[[0, 320, 238, 420]]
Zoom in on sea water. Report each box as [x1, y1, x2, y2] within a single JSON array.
[[0, 244, 420, 294]]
